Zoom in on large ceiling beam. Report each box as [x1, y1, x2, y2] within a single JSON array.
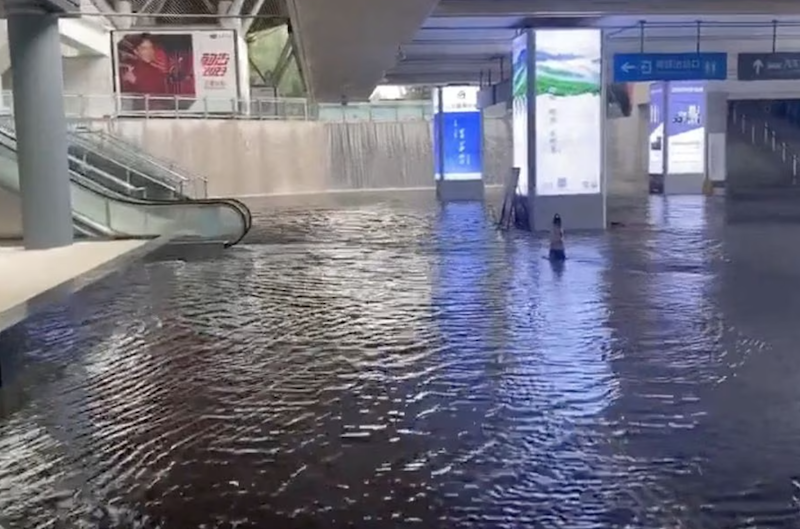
[[391, 60, 501, 76], [383, 71, 499, 85], [402, 42, 510, 55], [434, 0, 800, 17], [286, 0, 441, 102], [414, 28, 516, 41]]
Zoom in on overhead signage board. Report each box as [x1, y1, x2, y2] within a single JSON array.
[[433, 86, 482, 181], [737, 52, 800, 80], [613, 52, 728, 82]]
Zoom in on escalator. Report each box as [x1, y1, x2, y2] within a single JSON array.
[[0, 133, 252, 247], [0, 119, 200, 201], [69, 127, 207, 199]]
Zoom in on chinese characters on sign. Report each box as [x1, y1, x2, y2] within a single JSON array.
[[201, 52, 230, 90], [548, 108, 558, 154], [201, 52, 229, 77], [452, 119, 472, 167]]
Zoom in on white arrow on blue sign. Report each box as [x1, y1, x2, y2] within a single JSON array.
[[613, 52, 728, 82]]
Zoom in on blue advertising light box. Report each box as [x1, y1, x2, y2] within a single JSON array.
[[434, 86, 483, 181]]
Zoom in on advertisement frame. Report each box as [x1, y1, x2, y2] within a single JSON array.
[[511, 32, 530, 197], [665, 81, 706, 176], [533, 28, 603, 197], [433, 86, 483, 182], [110, 28, 242, 116]]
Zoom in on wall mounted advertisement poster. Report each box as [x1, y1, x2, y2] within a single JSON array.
[[112, 29, 239, 114], [667, 81, 706, 175], [648, 82, 665, 175], [433, 86, 482, 181], [512, 33, 529, 196], [534, 29, 602, 196]]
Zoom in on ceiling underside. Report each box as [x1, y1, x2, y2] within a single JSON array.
[[286, 0, 800, 100], [83, 0, 286, 33]]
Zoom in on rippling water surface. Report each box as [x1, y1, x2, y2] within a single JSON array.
[[2, 192, 800, 528]]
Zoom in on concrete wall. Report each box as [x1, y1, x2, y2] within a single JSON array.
[[107, 113, 648, 199]]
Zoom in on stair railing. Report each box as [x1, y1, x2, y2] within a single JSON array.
[[731, 105, 799, 185]]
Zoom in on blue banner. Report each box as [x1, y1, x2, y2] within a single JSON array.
[[434, 86, 483, 181], [613, 53, 727, 82]]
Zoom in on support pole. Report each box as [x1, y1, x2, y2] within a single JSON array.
[[8, 11, 73, 249]]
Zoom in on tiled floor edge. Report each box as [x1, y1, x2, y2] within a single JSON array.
[[0, 236, 174, 333]]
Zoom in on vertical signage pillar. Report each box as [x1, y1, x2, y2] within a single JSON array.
[[705, 91, 727, 191], [434, 86, 485, 202], [663, 81, 707, 195], [510, 31, 533, 228], [529, 28, 606, 231]]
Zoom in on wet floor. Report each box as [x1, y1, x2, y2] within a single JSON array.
[[1, 192, 800, 528]]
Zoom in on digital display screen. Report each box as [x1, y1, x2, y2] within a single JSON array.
[[512, 34, 529, 196], [534, 29, 602, 196], [649, 82, 664, 175], [433, 86, 482, 181], [667, 81, 705, 175]]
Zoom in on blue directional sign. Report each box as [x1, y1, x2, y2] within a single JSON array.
[[613, 52, 728, 82]]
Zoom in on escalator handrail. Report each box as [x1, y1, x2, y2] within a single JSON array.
[[73, 127, 208, 196], [0, 127, 149, 199], [0, 138, 251, 247], [0, 121, 183, 198], [68, 131, 185, 193]]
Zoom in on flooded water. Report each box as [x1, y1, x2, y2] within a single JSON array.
[[2, 192, 800, 528]]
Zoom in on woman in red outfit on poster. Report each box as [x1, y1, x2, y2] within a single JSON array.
[[118, 33, 196, 111]]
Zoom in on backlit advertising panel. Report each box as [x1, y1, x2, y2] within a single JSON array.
[[434, 86, 483, 180], [534, 29, 602, 196], [112, 29, 239, 114], [512, 33, 529, 196], [433, 86, 483, 181], [667, 81, 705, 175], [649, 82, 665, 175]]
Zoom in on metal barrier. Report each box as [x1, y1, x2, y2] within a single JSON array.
[[732, 107, 799, 185], [0, 91, 432, 123]]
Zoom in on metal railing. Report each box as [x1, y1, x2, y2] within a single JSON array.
[[731, 106, 800, 185], [0, 91, 432, 123], [0, 115, 203, 200], [70, 126, 209, 198]]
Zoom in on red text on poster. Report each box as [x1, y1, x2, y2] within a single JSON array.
[[201, 53, 230, 77]]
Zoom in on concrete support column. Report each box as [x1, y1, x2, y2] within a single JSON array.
[[116, 0, 133, 30], [8, 12, 73, 250], [705, 91, 727, 189]]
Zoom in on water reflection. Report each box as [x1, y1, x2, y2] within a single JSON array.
[[0, 194, 800, 527]]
